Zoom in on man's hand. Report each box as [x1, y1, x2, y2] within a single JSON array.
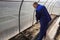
[[36, 21, 39, 24], [36, 22, 38, 24]]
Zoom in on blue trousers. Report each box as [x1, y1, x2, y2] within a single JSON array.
[[36, 22, 48, 40]]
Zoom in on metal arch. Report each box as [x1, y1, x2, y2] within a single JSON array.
[[46, 0, 53, 8], [48, 0, 57, 14], [50, 0, 57, 14], [48, 0, 55, 13], [46, 0, 55, 14], [38, 0, 49, 6], [19, 0, 24, 32], [44, 0, 49, 5]]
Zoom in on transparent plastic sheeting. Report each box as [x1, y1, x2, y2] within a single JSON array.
[[0, 0, 22, 1], [52, 0, 60, 15], [0, 0, 39, 2], [0, 1, 20, 40], [20, 2, 36, 32], [0, 1, 36, 40], [0, 0, 60, 40]]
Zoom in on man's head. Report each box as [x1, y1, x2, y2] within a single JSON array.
[[33, 2, 38, 8]]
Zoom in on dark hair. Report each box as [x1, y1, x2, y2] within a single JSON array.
[[33, 2, 38, 5]]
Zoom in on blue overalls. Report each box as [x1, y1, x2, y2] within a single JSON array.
[[36, 4, 51, 40]]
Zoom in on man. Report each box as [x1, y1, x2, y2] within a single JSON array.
[[33, 2, 51, 40]]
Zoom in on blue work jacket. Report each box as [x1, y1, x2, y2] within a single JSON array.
[[36, 4, 51, 24]]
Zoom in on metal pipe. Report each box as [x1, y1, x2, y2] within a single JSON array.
[[19, 0, 24, 32]]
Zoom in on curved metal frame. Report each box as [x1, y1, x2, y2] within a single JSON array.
[[19, 0, 24, 32], [44, 0, 49, 5], [48, 0, 56, 14], [50, 0, 57, 14], [47, 0, 53, 8]]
